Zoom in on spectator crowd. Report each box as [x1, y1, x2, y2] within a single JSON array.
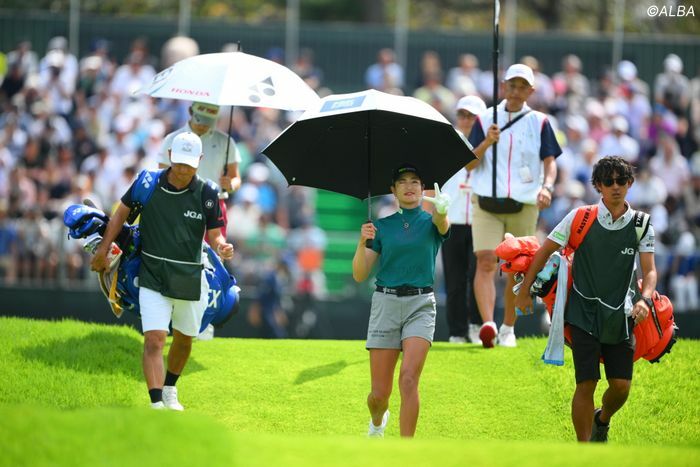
[[0, 36, 698, 314]]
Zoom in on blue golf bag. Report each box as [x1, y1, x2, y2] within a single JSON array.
[[63, 175, 240, 333]]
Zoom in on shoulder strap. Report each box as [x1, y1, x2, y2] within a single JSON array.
[[567, 205, 649, 252], [567, 205, 598, 252], [499, 110, 532, 132], [132, 169, 164, 205], [633, 210, 651, 245], [126, 169, 164, 224]]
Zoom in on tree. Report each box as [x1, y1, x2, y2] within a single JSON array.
[[520, 0, 564, 30], [4, 0, 698, 34]]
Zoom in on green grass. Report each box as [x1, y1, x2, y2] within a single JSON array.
[[1, 317, 698, 466]]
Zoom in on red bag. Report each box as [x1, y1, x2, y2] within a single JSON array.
[[496, 236, 540, 273]]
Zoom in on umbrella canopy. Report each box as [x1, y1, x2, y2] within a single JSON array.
[[138, 51, 320, 111], [263, 89, 476, 200]]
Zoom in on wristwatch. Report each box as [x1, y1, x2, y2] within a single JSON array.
[[642, 297, 654, 310], [543, 184, 554, 194]]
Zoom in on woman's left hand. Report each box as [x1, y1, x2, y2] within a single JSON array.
[[424, 183, 451, 214]]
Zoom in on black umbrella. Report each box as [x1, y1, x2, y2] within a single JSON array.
[[263, 89, 476, 219]]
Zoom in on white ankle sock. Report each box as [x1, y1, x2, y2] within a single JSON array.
[[500, 324, 514, 334]]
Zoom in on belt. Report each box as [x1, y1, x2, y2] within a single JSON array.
[[376, 285, 433, 297]]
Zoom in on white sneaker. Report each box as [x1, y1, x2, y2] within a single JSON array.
[[468, 324, 482, 345], [368, 410, 390, 438], [498, 327, 517, 348], [479, 322, 498, 348], [197, 324, 215, 341], [150, 401, 165, 410], [448, 336, 467, 344], [162, 385, 184, 411]]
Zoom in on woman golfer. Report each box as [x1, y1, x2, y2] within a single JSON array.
[[352, 163, 450, 438]]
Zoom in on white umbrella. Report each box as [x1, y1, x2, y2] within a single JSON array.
[[138, 51, 320, 110], [139, 51, 320, 199]]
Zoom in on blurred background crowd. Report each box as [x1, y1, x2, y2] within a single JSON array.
[[0, 32, 699, 323]]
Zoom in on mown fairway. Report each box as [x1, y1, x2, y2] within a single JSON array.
[[1, 317, 698, 466]]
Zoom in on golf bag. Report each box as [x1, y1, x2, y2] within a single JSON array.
[[63, 171, 240, 333], [496, 205, 677, 363]]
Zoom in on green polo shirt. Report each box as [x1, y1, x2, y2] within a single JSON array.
[[371, 206, 448, 288]]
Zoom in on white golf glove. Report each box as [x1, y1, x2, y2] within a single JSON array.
[[423, 183, 451, 215]]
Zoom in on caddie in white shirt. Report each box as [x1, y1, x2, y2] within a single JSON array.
[[465, 64, 562, 349], [159, 102, 242, 235]]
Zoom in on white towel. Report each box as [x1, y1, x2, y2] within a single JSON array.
[[542, 253, 568, 366]]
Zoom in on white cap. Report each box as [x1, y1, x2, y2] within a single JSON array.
[[612, 115, 629, 133], [664, 54, 683, 73], [46, 49, 65, 68], [191, 102, 220, 126], [503, 64, 534, 86], [170, 132, 202, 168], [617, 60, 637, 81], [81, 55, 103, 72], [48, 36, 68, 51], [247, 162, 270, 183], [456, 95, 487, 115]]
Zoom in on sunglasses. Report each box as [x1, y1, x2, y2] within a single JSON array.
[[601, 176, 630, 187]]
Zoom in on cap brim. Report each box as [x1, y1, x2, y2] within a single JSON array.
[[459, 105, 482, 115], [171, 153, 200, 168], [504, 74, 534, 86]]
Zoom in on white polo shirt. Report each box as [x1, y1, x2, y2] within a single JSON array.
[[469, 101, 561, 205], [548, 201, 655, 253], [159, 124, 241, 184]]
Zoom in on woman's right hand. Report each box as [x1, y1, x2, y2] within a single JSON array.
[[360, 222, 377, 242]]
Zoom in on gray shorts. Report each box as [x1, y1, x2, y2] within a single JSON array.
[[366, 291, 437, 350]]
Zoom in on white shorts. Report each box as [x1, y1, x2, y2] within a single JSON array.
[[139, 272, 209, 336]]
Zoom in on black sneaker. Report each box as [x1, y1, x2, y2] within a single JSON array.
[[589, 408, 609, 443]]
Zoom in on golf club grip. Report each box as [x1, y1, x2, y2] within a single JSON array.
[[82, 198, 97, 208]]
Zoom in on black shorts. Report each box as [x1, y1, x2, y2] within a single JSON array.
[[569, 324, 635, 384]]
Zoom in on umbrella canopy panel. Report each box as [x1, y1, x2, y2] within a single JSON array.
[[139, 52, 320, 111], [265, 109, 475, 200]]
